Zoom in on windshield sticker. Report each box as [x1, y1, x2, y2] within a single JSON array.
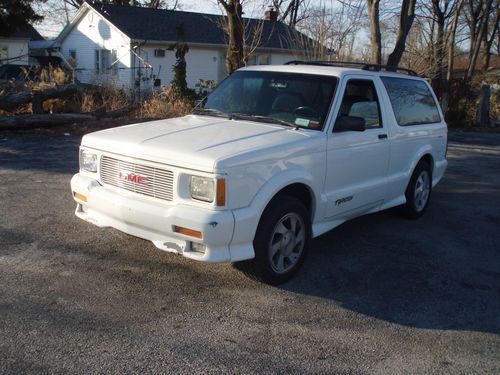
[[295, 118, 310, 126], [308, 121, 320, 129], [269, 81, 288, 89]]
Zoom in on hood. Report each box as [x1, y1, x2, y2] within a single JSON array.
[[81, 115, 316, 172]]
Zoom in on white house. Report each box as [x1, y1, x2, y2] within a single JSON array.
[[0, 25, 44, 66], [55, 2, 312, 91]]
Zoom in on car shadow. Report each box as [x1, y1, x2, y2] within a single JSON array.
[[282, 176, 500, 334], [284, 212, 500, 334]]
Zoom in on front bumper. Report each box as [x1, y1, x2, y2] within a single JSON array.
[[71, 173, 252, 262]]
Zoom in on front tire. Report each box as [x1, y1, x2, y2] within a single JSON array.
[[401, 161, 432, 219], [234, 196, 311, 285]]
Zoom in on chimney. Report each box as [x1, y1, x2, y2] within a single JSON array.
[[264, 6, 278, 21]]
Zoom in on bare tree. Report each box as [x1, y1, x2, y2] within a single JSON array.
[[386, 0, 417, 67], [292, 0, 364, 60], [446, 0, 465, 82], [271, 0, 308, 28], [218, 0, 245, 74], [481, 0, 500, 69], [466, 0, 494, 79], [429, 0, 452, 78], [366, 0, 382, 64]]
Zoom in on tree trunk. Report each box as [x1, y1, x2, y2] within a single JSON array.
[[432, 0, 445, 80], [221, 0, 244, 74], [366, 0, 382, 65], [481, 0, 500, 70], [0, 84, 80, 112], [0, 104, 134, 130], [443, 0, 465, 115], [467, 0, 494, 79], [386, 0, 416, 68], [447, 0, 464, 82]]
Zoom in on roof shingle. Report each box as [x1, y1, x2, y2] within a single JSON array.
[[1, 24, 44, 40], [90, 3, 307, 50]]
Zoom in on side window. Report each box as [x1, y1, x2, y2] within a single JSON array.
[[381, 77, 441, 126], [337, 79, 382, 129]]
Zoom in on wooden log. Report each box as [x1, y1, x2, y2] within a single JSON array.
[[0, 84, 80, 112], [0, 113, 95, 130], [103, 105, 136, 119]]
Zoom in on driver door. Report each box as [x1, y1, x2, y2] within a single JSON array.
[[324, 75, 390, 219]]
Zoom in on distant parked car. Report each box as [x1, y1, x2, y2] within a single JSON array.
[[0, 56, 65, 82], [0, 64, 37, 81]]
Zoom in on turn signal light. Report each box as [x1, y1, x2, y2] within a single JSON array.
[[174, 225, 202, 239], [216, 178, 226, 206], [73, 192, 87, 202]]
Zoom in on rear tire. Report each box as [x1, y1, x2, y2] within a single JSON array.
[[401, 161, 432, 219], [234, 196, 311, 285]]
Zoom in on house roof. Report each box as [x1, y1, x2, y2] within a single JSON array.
[[87, 2, 311, 50], [1, 24, 45, 40]]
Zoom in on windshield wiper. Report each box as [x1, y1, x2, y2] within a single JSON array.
[[230, 113, 296, 128], [192, 107, 231, 119], [193, 109, 298, 128]]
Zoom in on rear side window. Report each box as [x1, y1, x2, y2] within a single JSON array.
[[381, 77, 441, 126]]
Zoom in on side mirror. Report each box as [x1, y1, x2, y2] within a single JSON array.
[[333, 115, 366, 132]]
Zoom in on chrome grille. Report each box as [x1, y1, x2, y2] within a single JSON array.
[[100, 156, 174, 201]]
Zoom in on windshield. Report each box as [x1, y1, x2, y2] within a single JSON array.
[[196, 70, 338, 131]]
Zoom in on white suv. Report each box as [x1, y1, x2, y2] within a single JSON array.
[[71, 62, 447, 284]]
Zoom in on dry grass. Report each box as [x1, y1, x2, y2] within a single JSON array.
[[79, 85, 129, 113], [136, 86, 193, 119]]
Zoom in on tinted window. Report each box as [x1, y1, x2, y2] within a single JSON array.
[[381, 77, 441, 126], [202, 71, 337, 130], [337, 79, 382, 129]]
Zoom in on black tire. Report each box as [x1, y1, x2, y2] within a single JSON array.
[[234, 195, 311, 285], [401, 160, 432, 219]]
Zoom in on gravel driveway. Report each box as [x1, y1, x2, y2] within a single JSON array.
[[0, 130, 499, 374]]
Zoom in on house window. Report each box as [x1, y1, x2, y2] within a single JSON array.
[[259, 54, 270, 65], [95, 49, 117, 75], [69, 49, 77, 66], [154, 49, 165, 57], [247, 54, 271, 66], [0, 46, 8, 64]]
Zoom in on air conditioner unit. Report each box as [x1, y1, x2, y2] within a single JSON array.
[[154, 49, 165, 58]]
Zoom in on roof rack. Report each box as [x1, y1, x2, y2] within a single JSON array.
[[285, 60, 419, 76]]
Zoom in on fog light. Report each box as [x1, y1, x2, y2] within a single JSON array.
[[191, 242, 207, 254]]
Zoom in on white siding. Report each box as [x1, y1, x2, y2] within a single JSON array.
[[60, 8, 132, 89], [137, 45, 223, 90], [0, 39, 30, 65], [269, 52, 297, 65], [185, 48, 222, 88], [136, 45, 176, 91]]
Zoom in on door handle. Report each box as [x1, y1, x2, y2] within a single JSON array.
[[378, 134, 388, 140]]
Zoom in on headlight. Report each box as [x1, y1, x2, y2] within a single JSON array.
[[80, 149, 97, 173], [190, 176, 215, 202]]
